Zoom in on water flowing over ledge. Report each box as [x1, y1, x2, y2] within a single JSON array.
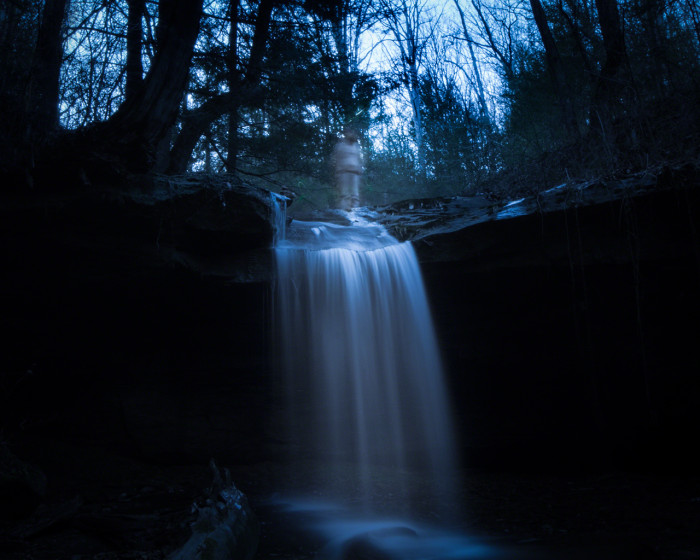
[[274, 215, 458, 515]]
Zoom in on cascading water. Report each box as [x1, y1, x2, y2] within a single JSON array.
[[274, 215, 458, 514], [270, 191, 287, 245]]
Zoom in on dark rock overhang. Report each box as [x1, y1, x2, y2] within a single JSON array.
[[2, 161, 697, 286], [1, 173, 285, 284], [284, 161, 699, 272]]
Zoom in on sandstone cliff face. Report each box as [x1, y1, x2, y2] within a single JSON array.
[[1, 164, 698, 472]]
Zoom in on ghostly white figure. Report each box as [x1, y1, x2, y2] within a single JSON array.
[[333, 127, 362, 210]]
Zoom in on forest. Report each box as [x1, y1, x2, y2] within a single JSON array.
[[1, 0, 699, 209], [2, 2, 700, 558]]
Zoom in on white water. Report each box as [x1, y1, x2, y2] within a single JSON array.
[[270, 191, 287, 245], [274, 215, 457, 513]]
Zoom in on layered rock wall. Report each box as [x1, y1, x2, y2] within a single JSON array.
[[2, 170, 698, 473]]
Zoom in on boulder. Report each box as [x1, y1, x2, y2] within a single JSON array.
[[169, 461, 259, 560]]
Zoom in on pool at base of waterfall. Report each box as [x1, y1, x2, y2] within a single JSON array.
[[261, 497, 502, 560]]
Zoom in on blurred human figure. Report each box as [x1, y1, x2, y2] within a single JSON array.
[[333, 127, 362, 210]]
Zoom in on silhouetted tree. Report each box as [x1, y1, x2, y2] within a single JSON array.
[[125, 0, 145, 103], [227, 0, 241, 170], [94, 0, 204, 173], [467, 0, 519, 82], [529, 0, 579, 140], [453, 0, 490, 124], [379, 0, 442, 177], [165, 0, 274, 174], [591, 0, 628, 135], [1, 0, 698, 195], [28, 0, 68, 136]]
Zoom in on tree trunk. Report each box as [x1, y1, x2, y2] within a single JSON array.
[[0, 3, 19, 69], [591, 0, 628, 136], [594, 0, 626, 95], [227, 0, 240, 170], [166, 0, 274, 174], [99, 0, 204, 173], [640, 0, 666, 94], [125, 0, 145, 104], [454, 0, 490, 124], [331, 5, 356, 125], [1, 3, 31, 180], [243, 0, 274, 86], [529, 0, 579, 140], [167, 93, 233, 174], [28, 0, 68, 137], [407, 61, 426, 175], [687, 0, 700, 47], [557, 0, 595, 79], [470, 0, 514, 81]]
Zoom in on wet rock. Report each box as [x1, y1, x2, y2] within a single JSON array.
[[6, 496, 83, 540], [0, 173, 281, 285], [364, 161, 700, 254], [169, 462, 259, 560]]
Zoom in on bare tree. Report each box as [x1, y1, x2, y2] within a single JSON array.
[[687, 0, 700, 46], [166, 0, 275, 174], [61, 0, 159, 128], [48, 0, 205, 178], [378, 0, 442, 176], [591, 0, 628, 135], [125, 0, 145, 103], [307, 0, 379, 129], [227, 0, 241, 170], [453, 0, 490, 123], [555, 0, 595, 79], [467, 0, 525, 82], [28, 0, 69, 137], [529, 0, 579, 139]]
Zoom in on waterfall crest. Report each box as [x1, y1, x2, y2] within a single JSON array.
[[275, 218, 457, 512]]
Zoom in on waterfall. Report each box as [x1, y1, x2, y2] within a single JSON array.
[[274, 217, 457, 513]]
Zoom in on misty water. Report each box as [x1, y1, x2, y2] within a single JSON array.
[[273, 211, 504, 559]]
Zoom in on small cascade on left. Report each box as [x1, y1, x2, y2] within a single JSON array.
[[270, 192, 287, 247]]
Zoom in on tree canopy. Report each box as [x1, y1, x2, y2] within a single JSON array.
[[1, 0, 698, 206]]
